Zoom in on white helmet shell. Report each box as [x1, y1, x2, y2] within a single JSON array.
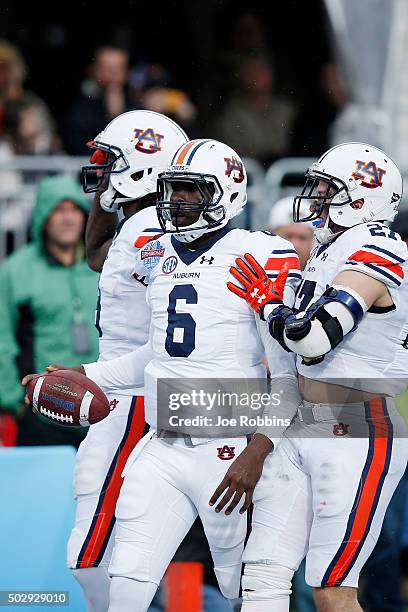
[[313, 142, 402, 227], [83, 110, 188, 207], [157, 139, 247, 243]]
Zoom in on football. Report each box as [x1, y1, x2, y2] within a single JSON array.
[[26, 370, 111, 427]]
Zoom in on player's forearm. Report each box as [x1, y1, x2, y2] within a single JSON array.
[[85, 192, 118, 272], [83, 342, 153, 392], [256, 375, 301, 448], [246, 433, 274, 458]]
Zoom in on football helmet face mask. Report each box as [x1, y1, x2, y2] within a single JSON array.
[[293, 142, 403, 244], [157, 139, 247, 243], [81, 110, 188, 211], [82, 143, 129, 194]]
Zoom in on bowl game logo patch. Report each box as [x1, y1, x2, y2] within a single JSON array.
[[141, 240, 165, 270]]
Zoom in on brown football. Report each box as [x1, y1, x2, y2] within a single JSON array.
[[26, 370, 111, 427]]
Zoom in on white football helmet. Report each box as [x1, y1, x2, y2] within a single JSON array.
[[156, 139, 247, 243], [293, 142, 403, 244], [82, 110, 188, 211]]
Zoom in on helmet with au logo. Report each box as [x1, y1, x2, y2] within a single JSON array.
[[82, 110, 188, 211], [293, 142, 403, 243], [157, 139, 247, 243]]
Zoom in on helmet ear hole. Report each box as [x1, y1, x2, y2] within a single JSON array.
[[230, 193, 238, 203], [351, 198, 364, 210], [131, 170, 144, 182]]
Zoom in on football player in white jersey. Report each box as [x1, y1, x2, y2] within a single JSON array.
[[213, 143, 408, 611], [58, 139, 303, 611], [66, 111, 189, 611]]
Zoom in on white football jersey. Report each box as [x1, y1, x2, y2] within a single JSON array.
[[295, 222, 408, 393], [97, 206, 161, 394], [132, 226, 301, 426]]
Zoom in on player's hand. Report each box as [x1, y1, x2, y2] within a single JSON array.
[[209, 434, 273, 515], [21, 365, 85, 400], [46, 363, 85, 375], [21, 373, 44, 405], [227, 253, 290, 320]]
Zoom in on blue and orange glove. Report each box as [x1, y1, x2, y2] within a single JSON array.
[[227, 253, 290, 320]]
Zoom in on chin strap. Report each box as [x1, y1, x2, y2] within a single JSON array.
[[100, 183, 135, 212], [313, 214, 335, 245], [268, 285, 368, 365]]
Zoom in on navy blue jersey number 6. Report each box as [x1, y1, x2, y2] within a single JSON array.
[[165, 284, 197, 357]]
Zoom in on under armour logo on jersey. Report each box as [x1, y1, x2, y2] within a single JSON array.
[[333, 422, 350, 436], [200, 256, 214, 265], [224, 156, 245, 183], [217, 445, 236, 460], [250, 287, 266, 303], [321, 252, 328, 261], [352, 160, 386, 189], [132, 128, 164, 154], [109, 399, 119, 411]]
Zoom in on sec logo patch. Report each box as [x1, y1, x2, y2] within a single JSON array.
[[162, 256, 178, 274]]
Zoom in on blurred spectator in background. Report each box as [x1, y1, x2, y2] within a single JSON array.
[[269, 196, 313, 269], [0, 39, 53, 137], [3, 92, 62, 155], [292, 61, 348, 156], [64, 46, 133, 154], [0, 176, 99, 447], [209, 53, 296, 165], [0, 40, 58, 192], [0, 39, 27, 134], [129, 61, 197, 133], [232, 13, 268, 55]]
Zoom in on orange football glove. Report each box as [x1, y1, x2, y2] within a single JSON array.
[[227, 253, 290, 320]]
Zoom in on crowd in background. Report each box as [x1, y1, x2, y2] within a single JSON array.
[[0, 10, 347, 165]]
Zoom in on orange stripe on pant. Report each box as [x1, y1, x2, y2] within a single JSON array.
[[323, 398, 391, 586], [78, 397, 146, 568]]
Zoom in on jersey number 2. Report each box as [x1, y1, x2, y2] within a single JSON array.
[[165, 284, 197, 357]]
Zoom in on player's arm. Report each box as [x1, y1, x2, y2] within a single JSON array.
[[268, 270, 388, 363], [209, 346, 300, 516], [22, 341, 153, 395], [85, 177, 118, 272], [211, 247, 301, 515], [82, 341, 153, 391], [22, 341, 153, 404], [269, 235, 406, 362], [80, 254, 154, 389]]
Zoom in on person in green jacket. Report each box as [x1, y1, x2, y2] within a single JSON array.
[[0, 175, 99, 446]]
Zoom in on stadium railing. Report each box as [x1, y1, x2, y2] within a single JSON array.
[[0, 155, 86, 260], [0, 155, 320, 261]]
